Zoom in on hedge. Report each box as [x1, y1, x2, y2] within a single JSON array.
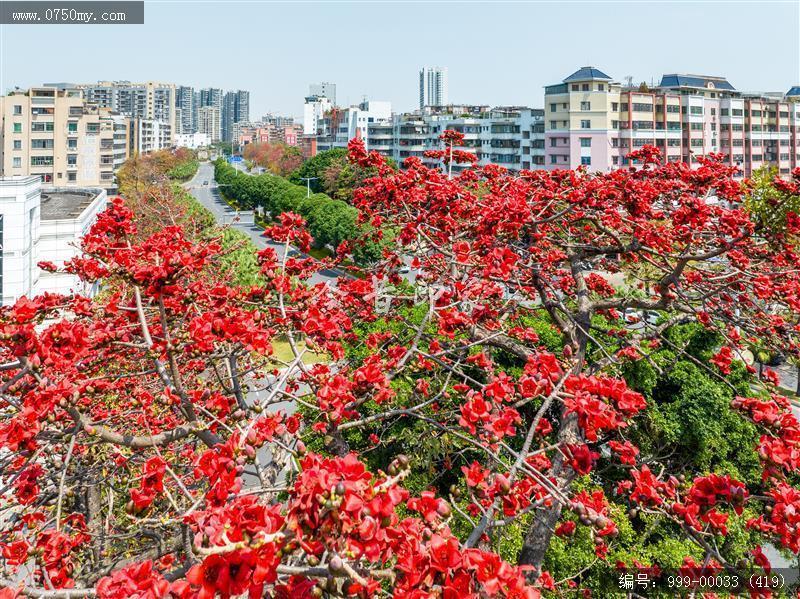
[[214, 159, 383, 264]]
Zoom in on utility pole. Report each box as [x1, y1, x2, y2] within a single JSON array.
[[300, 177, 318, 198]]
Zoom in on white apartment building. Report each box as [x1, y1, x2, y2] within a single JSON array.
[[419, 67, 448, 109], [0, 176, 107, 305], [131, 119, 172, 154], [198, 106, 221, 143], [303, 95, 333, 135], [317, 101, 393, 151], [174, 132, 211, 150], [0, 87, 130, 191]]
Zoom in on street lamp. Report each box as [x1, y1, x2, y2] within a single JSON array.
[[300, 177, 318, 198]]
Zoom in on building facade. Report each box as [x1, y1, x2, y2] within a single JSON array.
[[0, 87, 130, 190], [222, 90, 250, 143], [314, 103, 545, 173], [303, 95, 333, 135], [175, 85, 196, 135], [309, 82, 336, 105], [419, 67, 448, 109], [198, 106, 221, 143], [78, 81, 176, 142], [544, 67, 800, 177], [131, 119, 173, 154], [0, 176, 107, 305], [174, 132, 211, 150]]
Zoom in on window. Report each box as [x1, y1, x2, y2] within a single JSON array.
[[731, 109, 743, 116], [68, 172, 77, 182], [12, 157, 21, 168], [67, 155, 77, 166], [580, 119, 591, 129], [32, 122, 54, 132], [612, 102, 619, 111], [621, 103, 629, 111], [13, 140, 21, 150], [598, 84, 605, 91], [720, 108, 729, 116], [550, 103, 557, 112], [13, 105, 22, 115], [31, 139, 54, 149], [690, 106, 703, 115], [580, 156, 591, 165], [711, 108, 716, 116], [751, 110, 762, 117], [550, 155, 558, 164], [580, 101, 591, 111], [68, 138, 77, 149], [571, 84, 579, 91], [581, 84, 589, 91], [13, 123, 22, 133], [550, 138, 558, 147], [666, 105, 680, 113], [690, 122, 703, 130], [632, 103, 653, 112], [549, 120, 557, 129], [67, 122, 78, 133], [31, 156, 54, 166], [580, 137, 591, 147], [612, 156, 619, 165]]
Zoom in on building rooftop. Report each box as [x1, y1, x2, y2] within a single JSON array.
[[787, 86, 800, 97], [563, 67, 612, 82], [659, 74, 736, 91], [40, 189, 102, 221]]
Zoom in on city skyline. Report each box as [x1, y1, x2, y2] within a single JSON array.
[[1, 1, 798, 119]]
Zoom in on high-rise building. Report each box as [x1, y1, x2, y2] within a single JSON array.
[[419, 67, 448, 109], [175, 86, 196, 134], [198, 106, 221, 143], [309, 82, 336, 105], [77, 81, 176, 141], [222, 90, 250, 142], [543, 66, 800, 176], [199, 88, 223, 110], [0, 87, 131, 189]]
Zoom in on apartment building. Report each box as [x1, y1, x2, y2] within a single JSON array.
[[0, 87, 130, 190], [131, 119, 173, 154], [79, 81, 176, 142], [314, 103, 545, 173], [175, 85, 196, 134], [222, 90, 250, 143], [303, 95, 333, 135], [544, 67, 800, 176], [198, 106, 221, 143]]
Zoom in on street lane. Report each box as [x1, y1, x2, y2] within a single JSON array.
[[185, 162, 343, 285]]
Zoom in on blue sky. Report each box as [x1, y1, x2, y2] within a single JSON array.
[[2, 0, 799, 118]]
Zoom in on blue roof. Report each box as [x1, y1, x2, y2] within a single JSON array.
[[659, 74, 736, 91], [787, 86, 800, 97], [563, 67, 612, 82]]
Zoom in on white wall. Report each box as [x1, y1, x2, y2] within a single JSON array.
[[0, 177, 40, 306]]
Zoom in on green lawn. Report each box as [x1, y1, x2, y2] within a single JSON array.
[[270, 338, 328, 365]]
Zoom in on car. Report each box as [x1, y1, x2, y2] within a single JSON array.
[[399, 265, 411, 274], [203, 181, 209, 186]]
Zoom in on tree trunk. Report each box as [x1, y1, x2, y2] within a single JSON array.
[[517, 412, 579, 580]]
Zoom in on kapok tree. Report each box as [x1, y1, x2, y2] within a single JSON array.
[[1, 137, 800, 597]]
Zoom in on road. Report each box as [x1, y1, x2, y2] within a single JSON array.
[[185, 162, 343, 285]]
